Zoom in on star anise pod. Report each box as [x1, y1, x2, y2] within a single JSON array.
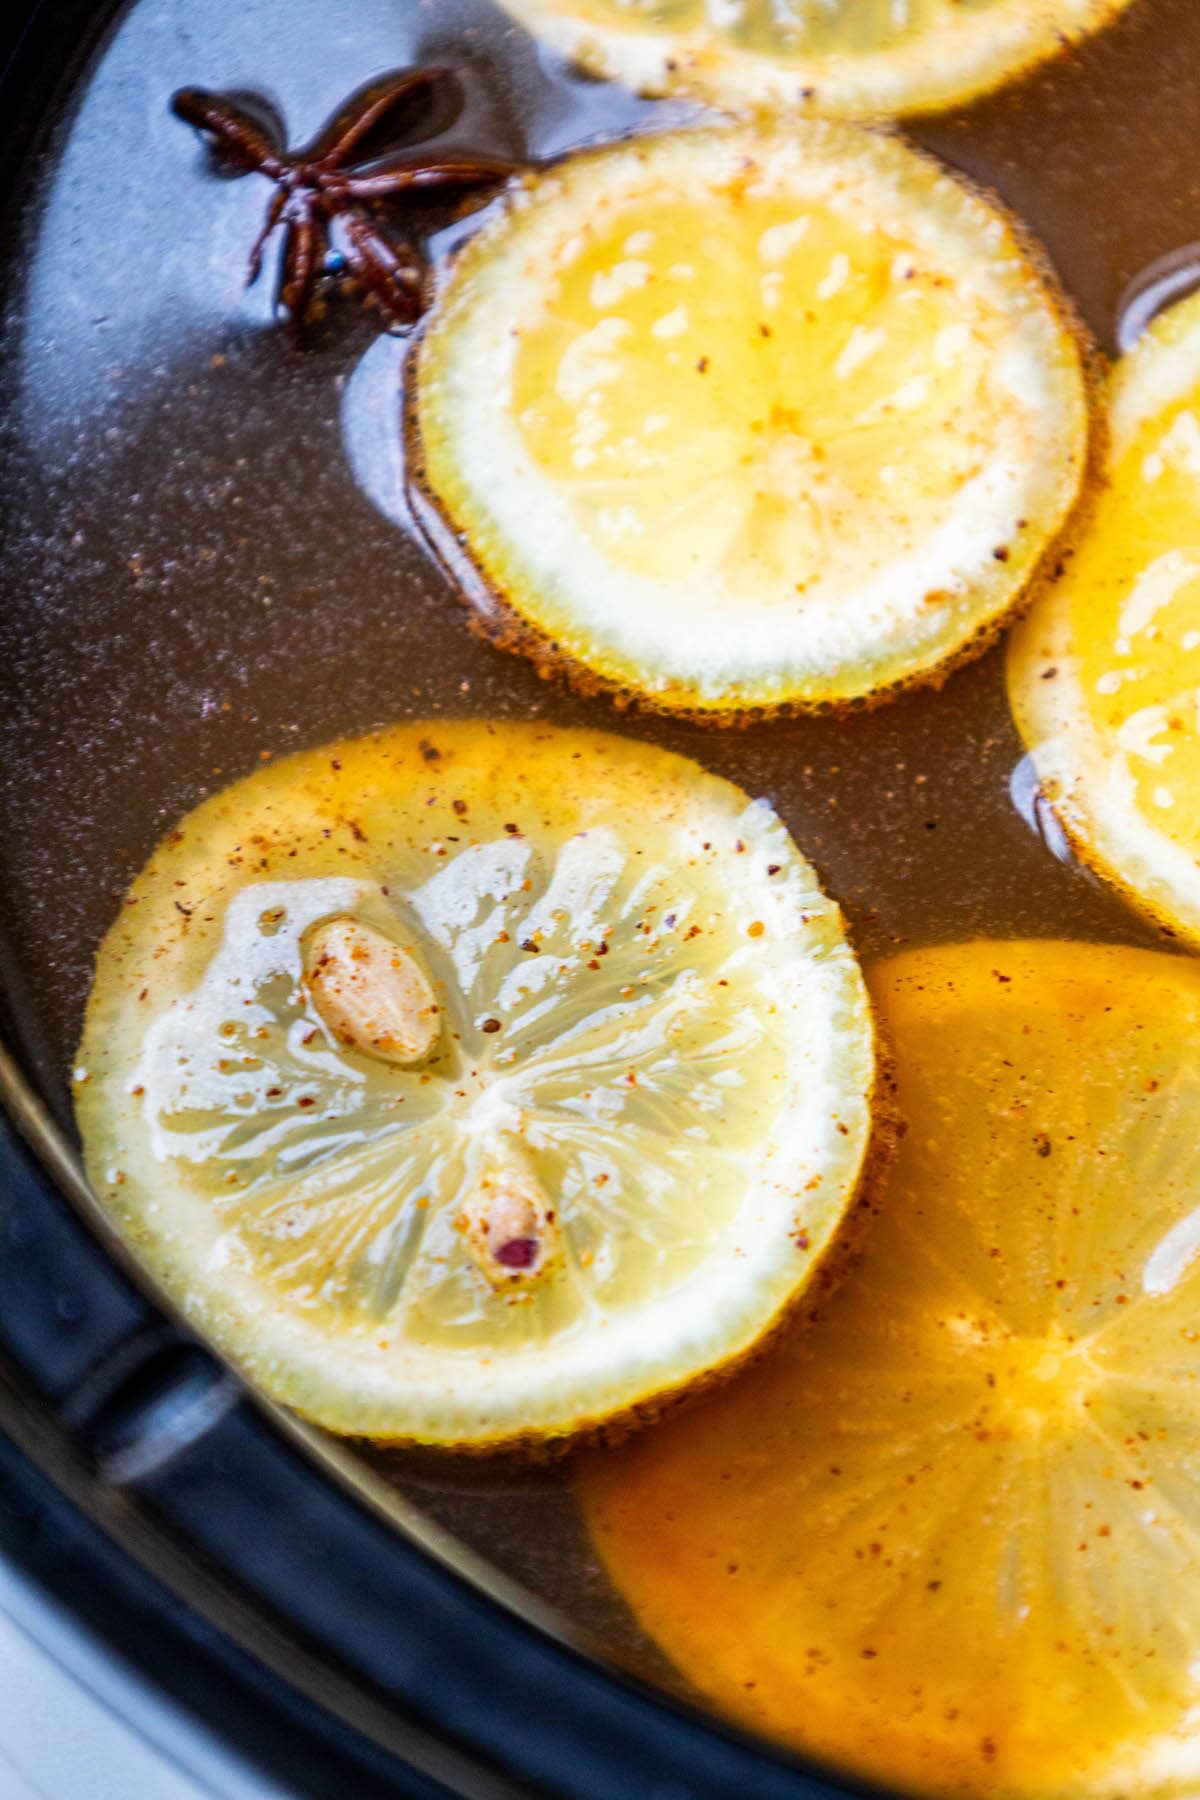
[[172, 68, 515, 335]]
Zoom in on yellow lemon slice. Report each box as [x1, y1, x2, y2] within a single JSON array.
[[496, 0, 1134, 119], [414, 124, 1092, 718], [74, 721, 877, 1448], [580, 939, 1200, 1799], [1010, 291, 1200, 949]]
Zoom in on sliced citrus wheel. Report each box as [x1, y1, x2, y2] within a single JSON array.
[[413, 124, 1092, 718], [1010, 290, 1200, 949], [74, 720, 877, 1447], [497, 0, 1134, 119], [580, 939, 1200, 1798]]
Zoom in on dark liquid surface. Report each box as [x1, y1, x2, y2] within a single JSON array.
[[1, 0, 1198, 1750]]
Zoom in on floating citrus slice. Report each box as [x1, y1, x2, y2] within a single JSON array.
[[496, 0, 1134, 119], [1010, 290, 1200, 948], [74, 721, 877, 1447], [580, 940, 1200, 1798], [414, 124, 1091, 718]]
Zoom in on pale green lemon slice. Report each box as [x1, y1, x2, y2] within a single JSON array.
[[496, 0, 1135, 119], [1010, 290, 1200, 949], [74, 721, 876, 1447], [413, 124, 1091, 718]]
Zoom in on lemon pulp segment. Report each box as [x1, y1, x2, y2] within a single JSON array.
[[579, 940, 1200, 1797], [497, 0, 1134, 118], [416, 125, 1090, 716], [1010, 291, 1200, 948], [74, 721, 875, 1446]]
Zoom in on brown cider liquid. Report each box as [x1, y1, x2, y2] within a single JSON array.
[[1, 0, 1198, 1743]]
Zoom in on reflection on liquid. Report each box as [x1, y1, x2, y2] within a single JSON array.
[[1008, 747, 1085, 872], [1117, 242, 1200, 352]]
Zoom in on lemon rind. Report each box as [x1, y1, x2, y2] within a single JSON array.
[[1009, 294, 1200, 951], [76, 722, 878, 1449], [411, 122, 1096, 721], [496, 0, 1135, 120]]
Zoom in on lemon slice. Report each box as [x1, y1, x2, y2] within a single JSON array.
[[497, 0, 1134, 119], [580, 939, 1200, 1798], [414, 124, 1091, 718], [73, 721, 876, 1447], [1010, 291, 1200, 949]]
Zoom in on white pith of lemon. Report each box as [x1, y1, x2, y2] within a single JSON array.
[[1010, 290, 1200, 950], [414, 123, 1091, 718], [496, 0, 1135, 120], [74, 721, 876, 1447], [580, 939, 1200, 1799]]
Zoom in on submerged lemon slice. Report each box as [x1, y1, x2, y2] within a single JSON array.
[[414, 124, 1091, 718], [497, 0, 1134, 119], [74, 721, 876, 1447], [1010, 291, 1200, 948], [580, 940, 1200, 1798]]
